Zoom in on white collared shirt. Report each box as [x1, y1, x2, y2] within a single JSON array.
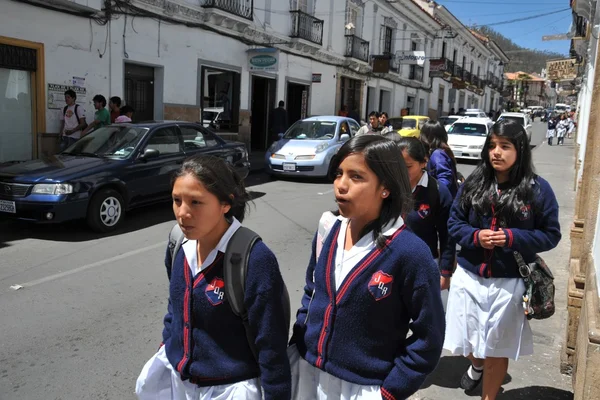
[[411, 171, 429, 193], [334, 216, 405, 291], [182, 217, 242, 275]]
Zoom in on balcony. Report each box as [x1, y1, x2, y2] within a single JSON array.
[[290, 10, 324, 45], [464, 70, 473, 84], [200, 0, 253, 20], [345, 34, 370, 63], [453, 64, 465, 80]]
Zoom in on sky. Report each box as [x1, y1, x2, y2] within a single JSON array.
[[436, 0, 573, 56]]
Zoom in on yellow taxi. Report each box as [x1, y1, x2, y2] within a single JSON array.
[[397, 116, 430, 138]]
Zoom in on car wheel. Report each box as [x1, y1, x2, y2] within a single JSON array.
[[86, 188, 125, 232]]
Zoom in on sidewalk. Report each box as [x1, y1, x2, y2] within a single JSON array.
[[410, 138, 576, 400]]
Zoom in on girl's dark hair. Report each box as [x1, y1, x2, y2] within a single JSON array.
[[93, 94, 107, 107], [396, 137, 427, 163], [172, 155, 251, 222], [459, 119, 535, 216], [328, 135, 412, 248], [419, 120, 456, 164]]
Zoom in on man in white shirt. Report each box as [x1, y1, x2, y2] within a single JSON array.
[[59, 89, 87, 151]]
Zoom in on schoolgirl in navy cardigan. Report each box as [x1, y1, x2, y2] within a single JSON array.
[[136, 155, 291, 400], [290, 135, 445, 400], [420, 120, 459, 197]]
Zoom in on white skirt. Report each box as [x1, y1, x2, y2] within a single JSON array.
[[135, 346, 262, 400], [288, 345, 381, 400], [443, 266, 533, 360]]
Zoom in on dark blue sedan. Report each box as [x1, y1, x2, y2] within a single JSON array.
[[0, 121, 250, 232]]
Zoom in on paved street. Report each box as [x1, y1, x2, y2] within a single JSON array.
[[0, 122, 573, 400]]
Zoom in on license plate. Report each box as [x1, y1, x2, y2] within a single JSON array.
[[462, 153, 470, 157], [283, 163, 296, 171], [0, 200, 16, 214]]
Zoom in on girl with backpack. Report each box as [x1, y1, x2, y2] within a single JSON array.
[[136, 155, 291, 400], [547, 116, 557, 146], [396, 137, 455, 295], [419, 121, 460, 197], [289, 135, 445, 400], [445, 120, 561, 399]]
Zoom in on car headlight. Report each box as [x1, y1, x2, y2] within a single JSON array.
[[469, 145, 484, 149], [32, 183, 73, 195], [315, 142, 330, 153]]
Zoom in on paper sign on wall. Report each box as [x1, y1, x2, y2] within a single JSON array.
[[47, 84, 87, 109]]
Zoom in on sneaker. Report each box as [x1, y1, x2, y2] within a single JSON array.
[[460, 369, 483, 391]]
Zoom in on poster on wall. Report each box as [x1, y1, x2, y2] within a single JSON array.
[[72, 76, 85, 87], [47, 84, 86, 109]]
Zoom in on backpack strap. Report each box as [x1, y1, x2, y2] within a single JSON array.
[[427, 175, 441, 217], [224, 226, 261, 360], [167, 223, 185, 280], [63, 105, 68, 116]]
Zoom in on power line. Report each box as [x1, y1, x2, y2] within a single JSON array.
[[437, 0, 565, 4], [472, 8, 571, 27]]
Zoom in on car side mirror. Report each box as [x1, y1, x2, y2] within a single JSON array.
[[140, 148, 160, 160], [340, 133, 350, 142]]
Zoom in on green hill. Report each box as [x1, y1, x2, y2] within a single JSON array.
[[473, 26, 567, 74]]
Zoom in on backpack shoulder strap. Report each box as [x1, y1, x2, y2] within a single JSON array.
[[167, 223, 185, 280], [63, 105, 68, 116], [427, 175, 441, 216], [74, 104, 80, 120], [224, 226, 261, 359]]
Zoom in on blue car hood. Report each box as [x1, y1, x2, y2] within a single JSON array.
[[0, 155, 118, 183]]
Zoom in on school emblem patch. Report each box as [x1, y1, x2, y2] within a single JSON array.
[[418, 203, 431, 219], [368, 271, 393, 301], [519, 205, 532, 221], [205, 277, 225, 306]]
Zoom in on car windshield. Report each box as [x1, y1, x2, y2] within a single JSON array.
[[401, 120, 417, 129], [388, 118, 403, 130], [465, 113, 480, 118], [62, 126, 149, 158], [439, 117, 460, 125], [500, 116, 525, 126], [283, 121, 337, 140], [202, 111, 219, 121], [449, 123, 488, 136]]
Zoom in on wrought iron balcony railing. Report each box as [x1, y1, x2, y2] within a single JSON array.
[[454, 64, 464, 80], [345, 34, 370, 63], [200, 0, 253, 20], [290, 10, 324, 45]]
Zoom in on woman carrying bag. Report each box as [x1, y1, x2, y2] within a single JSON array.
[[445, 119, 561, 400]]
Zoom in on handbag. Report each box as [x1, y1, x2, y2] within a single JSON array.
[[514, 251, 555, 320]]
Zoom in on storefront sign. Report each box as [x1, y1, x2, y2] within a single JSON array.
[[547, 59, 577, 81], [247, 48, 279, 72], [429, 59, 447, 77], [312, 73, 322, 83], [396, 51, 426, 66], [47, 83, 86, 109]]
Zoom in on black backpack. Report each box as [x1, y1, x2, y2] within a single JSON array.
[[426, 175, 441, 218], [63, 104, 87, 129], [167, 224, 291, 360]]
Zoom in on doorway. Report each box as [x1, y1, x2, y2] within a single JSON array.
[[124, 64, 155, 122], [286, 82, 309, 126], [379, 89, 391, 115], [251, 76, 276, 151]]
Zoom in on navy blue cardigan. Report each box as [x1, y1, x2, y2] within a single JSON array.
[[162, 240, 291, 399], [428, 149, 458, 198], [291, 220, 445, 400], [448, 176, 561, 278], [405, 174, 455, 277]]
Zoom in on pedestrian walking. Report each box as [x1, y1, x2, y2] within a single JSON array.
[[567, 114, 576, 139], [81, 95, 111, 136], [546, 116, 556, 146], [115, 105, 135, 123], [445, 119, 561, 400], [289, 135, 445, 400], [556, 114, 568, 146], [109, 96, 122, 123], [379, 112, 392, 129], [59, 89, 87, 151], [419, 120, 459, 197], [136, 155, 291, 400], [271, 100, 289, 142], [356, 111, 393, 136], [395, 137, 455, 307]]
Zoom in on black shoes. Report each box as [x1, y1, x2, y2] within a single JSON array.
[[460, 368, 483, 391]]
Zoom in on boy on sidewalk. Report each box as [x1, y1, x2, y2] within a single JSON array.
[[59, 89, 87, 151], [82, 95, 111, 136]]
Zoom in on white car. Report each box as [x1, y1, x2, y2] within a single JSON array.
[[497, 112, 533, 143], [447, 118, 495, 160], [202, 107, 224, 128], [439, 115, 465, 131], [463, 110, 489, 119]]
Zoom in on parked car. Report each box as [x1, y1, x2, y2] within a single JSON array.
[[447, 118, 495, 160], [202, 107, 224, 129], [265, 116, 360, 177], [463, 109, 489, 119], [497, 112, 533, 143], [0, 122, 250, 232], [398, 116, 430, 138], [438, 115, 465, 131]]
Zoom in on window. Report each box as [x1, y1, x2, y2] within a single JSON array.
[[339, 122, 350, 138], [411, 41, 418, 51], [442, 41, 447, 58], [144, 127, 181, 155], [409, 65, 424, 82], [345, 4, 362, 36], [201, 66, 241, 134], [180, 125, 219, 149], [349, 120, 360, 136], [382, 26, 393, 54]]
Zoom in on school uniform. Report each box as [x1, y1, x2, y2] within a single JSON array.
[[556, 120, 568, 145], [546, 120, 556, 145], [444, 177, 561, 360], [427, 149, 458, 198], [136, 218, 291, 400], [290, 215, 445, 400]]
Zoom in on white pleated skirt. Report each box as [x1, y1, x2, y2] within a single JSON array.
[[288, 345, 381, 400], [135, 346, 262, 400], [443, 266, 533, 360]]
